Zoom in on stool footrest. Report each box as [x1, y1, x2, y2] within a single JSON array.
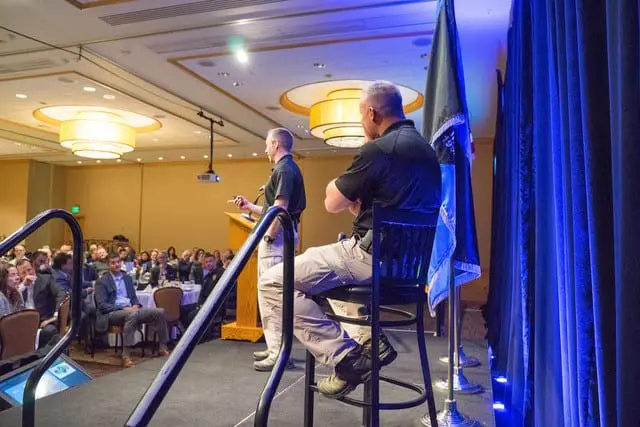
[[326, 306, 417, 327], [309, 375, 428, 410]]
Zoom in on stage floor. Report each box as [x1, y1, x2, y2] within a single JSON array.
[[0, 331, 494, 426]]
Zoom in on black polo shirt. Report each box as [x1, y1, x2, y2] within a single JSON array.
[[335, 120, 442, 238], [261, 154, 306, 225]]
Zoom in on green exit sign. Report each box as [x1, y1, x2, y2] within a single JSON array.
[[71, 205, 80, 214]]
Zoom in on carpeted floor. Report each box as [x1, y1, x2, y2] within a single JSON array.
[[0, 331, 493, 427]]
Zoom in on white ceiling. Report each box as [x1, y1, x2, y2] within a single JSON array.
[[0, 0, 511, 166]]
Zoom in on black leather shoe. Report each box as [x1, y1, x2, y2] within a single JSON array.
[[362, 333, 398, 367]]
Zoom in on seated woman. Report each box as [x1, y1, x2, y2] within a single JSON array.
[[150, 251, 177, 287], [177, 250, 192, 282], [0, 263, 25, 316]]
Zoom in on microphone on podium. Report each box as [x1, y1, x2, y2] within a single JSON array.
[[240, 186, 265, 222]]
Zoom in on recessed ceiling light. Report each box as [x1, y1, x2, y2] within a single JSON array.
[[116, 159, 122, 163], [227, 154, 233, 158], [158, 156, 163, 160], [96, 160, 101, 163], [313, 62, 326, 69], [198, 60, 216, 67], [77, 161, 82, 164], [136, 158, 142, 162], [296, 124, 304, 129], [152, 138, 159, 142], [232, 81, 243, 87], [83, 86, 96, 92], [103, 94, 116, 100], [252, 152, 258, 157], [194, 130, 202, 135], [203, 154, 209, 159], [180, 156, 186, 160], [217, 72, 230, 77], [15, 93, 27, 99], [235, 49, 249, 64]]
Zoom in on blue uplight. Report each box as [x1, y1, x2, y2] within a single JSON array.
[[495, 376, 508, 384], [493, 402, 506, 411]]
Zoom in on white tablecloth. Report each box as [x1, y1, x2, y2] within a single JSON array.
[[135, 284, 201, 309]]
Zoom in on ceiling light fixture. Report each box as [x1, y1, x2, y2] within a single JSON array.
[[227, 153, 233, 158], [313, 62, 326, 69], [116, 159, 122, 163], [158, 156, 163, 160], [152, 138, 159, 142], [280, 80, 423, 148], [77, 161, 82, 164], [34, 106, 161, 159], [103, 94, 116, 100], [83, 87, 96, 92], [252, 152, 258, 157], [136, 158, 142, 162], [203, 154, 209, 159], [217, 72, 230, 77], [15, 93, 27, 99], [180, 156, 186, 160], [96, 160, 101, 164], [232, 81, 242, 87]]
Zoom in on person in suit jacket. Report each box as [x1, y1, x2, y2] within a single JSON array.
[[15, 259, 61, 348], [149, 251, 177, 287], [185, 252, 235, 333], [95, 252, 170, 368], [177, 250, 192, 282], [51, 253, 94, 342]]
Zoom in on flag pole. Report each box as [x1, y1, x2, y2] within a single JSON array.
[[435, 284, 484, 394], [438, 290, 481, 368], [421, 262, 480, 427]]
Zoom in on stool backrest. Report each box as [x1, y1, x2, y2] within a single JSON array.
[[372, 204, 439, 289]]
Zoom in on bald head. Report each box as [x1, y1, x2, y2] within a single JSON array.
[[360, 81, 406, 140]]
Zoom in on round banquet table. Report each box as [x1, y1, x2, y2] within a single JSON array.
[[135, 284, 201, 309]]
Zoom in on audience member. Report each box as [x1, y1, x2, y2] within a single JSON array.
[[0, 263, 25, 316], [177, 250, 192, 282], [9, 244, 27, 265], [150, 251, 177, 287], [94, 253, 170, 368]]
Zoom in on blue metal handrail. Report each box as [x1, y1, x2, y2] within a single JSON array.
[[125, 205, 296, 427], [0, 209, 84, 427]]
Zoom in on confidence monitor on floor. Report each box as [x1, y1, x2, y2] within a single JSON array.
[[0, 355, 92, 411]]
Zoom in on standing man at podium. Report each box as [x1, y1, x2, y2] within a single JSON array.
[[230, 127, 306, 371]]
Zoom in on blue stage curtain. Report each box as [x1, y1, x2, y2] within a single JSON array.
[[487, 0, 640, 426]]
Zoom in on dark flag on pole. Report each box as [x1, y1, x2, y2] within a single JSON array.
[[424, 0, 481, 313]]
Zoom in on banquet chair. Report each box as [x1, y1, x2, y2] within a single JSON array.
[[150, 286, 184, 352], [0, 309, 40, 360]]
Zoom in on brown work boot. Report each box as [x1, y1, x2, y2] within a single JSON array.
[[317, 346, 371, 399]]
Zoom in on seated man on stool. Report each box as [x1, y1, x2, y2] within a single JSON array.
[[258, 81, 441, 398], [95, 252, 170, 368]]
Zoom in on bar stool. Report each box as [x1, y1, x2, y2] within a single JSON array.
[[303, 205, 440, 427]]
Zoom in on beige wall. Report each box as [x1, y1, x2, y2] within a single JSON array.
[[25, 161, 67, 250], [0, 160, 29, 241], [65, 164, 143, 250], [64, 157, 356, 254]]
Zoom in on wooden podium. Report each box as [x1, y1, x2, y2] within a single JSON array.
[[221, 212, 264, 342]]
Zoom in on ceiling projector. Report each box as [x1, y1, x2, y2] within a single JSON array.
[[197, 170, 221, 183]]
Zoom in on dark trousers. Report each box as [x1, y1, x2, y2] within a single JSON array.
[[38, 324, 59, 349]]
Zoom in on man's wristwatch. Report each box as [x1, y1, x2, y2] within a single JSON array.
[[263, 235, 275, 244]]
